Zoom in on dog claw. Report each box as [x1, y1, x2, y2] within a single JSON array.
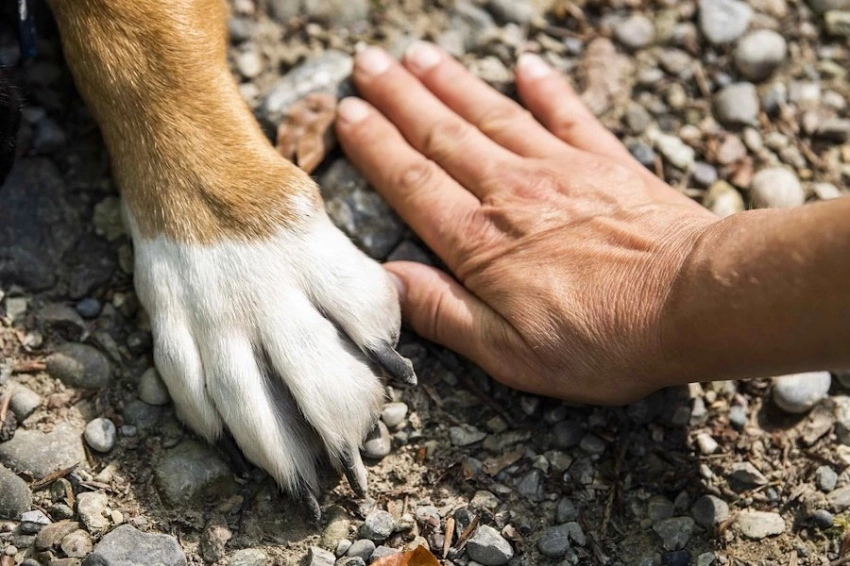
[[341, 449, 368, 497], [367, 345, 417, 386], [217, 429, 253, 480], [301, 487, 322, 524]]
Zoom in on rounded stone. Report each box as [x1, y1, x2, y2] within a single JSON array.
[[735, 511, 785, 539], [10, 387, 41, 420], [772, 371, 832, 413], [614, 14, 655, 50], [361, 421, 391, 459], [46, 343, 111, 389], [138, 368, 171, 406], [691, 495, 730, 528], [84, 417, 117, 453], [750, 168, 805, 209], [734, 30, 787, 82], [699, 0, 753, 45], [345, 539, 375, 562], [60, 529, 93, 558], [703, 181, 744, 218], [537, 524, 572, 558], [467, 525, 513, 566], [380, 402, 408, 429], [360, 510, 394, 542], [811, 509, 834, 529], [75, 298, 102, 319], [86, 524, 186, 566], [714, 83, 760, 126], [0, 465, 32, 519], [652, 517, 694, 551]]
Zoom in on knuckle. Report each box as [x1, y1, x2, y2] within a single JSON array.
[[421, 118, 470, 161], [477, 106, 529, 138], [397, 159, 439, 194]]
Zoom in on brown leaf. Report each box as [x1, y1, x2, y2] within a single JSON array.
[[370, 546, 440, 566], [276, 92, 338, 174]]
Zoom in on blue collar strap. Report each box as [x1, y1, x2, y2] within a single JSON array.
[[17, 0, 37, 60]]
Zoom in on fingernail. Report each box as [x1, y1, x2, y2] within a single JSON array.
[[387, 271, 406, 303], [357, 47, 392, 76], [404, 41, 442, 74], [337, 97, 370, 124], [517, 53, 552, 80]]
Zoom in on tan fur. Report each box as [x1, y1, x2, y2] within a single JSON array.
[[47, 0, 319, 243]]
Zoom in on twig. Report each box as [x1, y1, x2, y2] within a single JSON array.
[[31, 463, 79, 490], [0, 392, 11, 424]]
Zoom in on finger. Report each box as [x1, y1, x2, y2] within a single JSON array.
[[515, 53, 637, 166], [402, 41, 569, 158], [384, 262, 516, 373], [336, 96, 479, 271], [351, 46, 519, 195]]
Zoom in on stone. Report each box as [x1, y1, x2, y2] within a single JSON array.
[[228, 549, 269, 566], [825, 10, 850, 37], [336, 541, 352, 556], [728, 462, 768, 486], [715, 135, 747, 165], [698, 0, 753, 45], [614, 14, 655, 50], [703, 181, 745, 218], [35, 520, 80, 551], [380, 402, 408, 429], [201, 515, 231, 563], [449, 2, 497, 51], [691, 495, 730, 528], [77, 492, 110, 535], [556, 498, 579, 523], [654, 134, 695, 169], [692, 162, 718, 188], [75, 298, 102, 319], [813, 183, 843, 200], [305, 546, 334, 566], [449, 424, 487, 447], [269, 0, 369, 26], [37, 304, 86, 341], [735, 511, 785, 539], [808, 0, 850, 12], [467, 525, 513, 565], [46, 343, 111, 389], [552, 420, 583, 449], [695, 433, 719, 455], [319, 506, 350, 550], [236, 50, 263, 79], [122, 399, 163, 432], [9, 386, 40, 421], [772, 371, 831, 413], [653, 517, 694, 551], [648, 496, 675, 522], [33, 118, 66, 154], [362, 421, 391, 460], [815, 118, 850, 143], [486, 0, 535, 24], [155, 440, 237, 506], [827, 485, 850, 511], [345, 539, 375, 562], [60, 530, 93, 558], [663, 551, 691, 566], [811, 509, 834, 529], [733, 30, 787, 82], [0, 423, 85, 478], [371, 546, 401, 561], [750, 168, 805, 209], [138, 368, 171, 406], [92, 197, 125, 242], [20, 509, 50, 534], [84, 418, 117, 453], [816, 466, 838, 492], [82, 524, 186, 566], [628, 141, 657, 168], [537, 524, 571, 558], [579, 433, 606, 455], [0, 465, 31, 519], [360, 510, 394, 542], [320, 160, 405, 260], [714, 83, 760, 126]]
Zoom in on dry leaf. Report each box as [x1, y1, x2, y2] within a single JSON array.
[[370, 546, 440, 566], [276, 92, 338, 174]]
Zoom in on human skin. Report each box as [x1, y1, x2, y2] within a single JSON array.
[[334, 41, 850, 405]]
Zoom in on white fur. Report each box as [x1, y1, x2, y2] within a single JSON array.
[[126, 208, 400, 494]]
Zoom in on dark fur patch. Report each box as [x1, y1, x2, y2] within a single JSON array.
[[0, 69, 21, 184]]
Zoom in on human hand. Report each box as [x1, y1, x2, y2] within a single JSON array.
[[335, 42, 721, 405]]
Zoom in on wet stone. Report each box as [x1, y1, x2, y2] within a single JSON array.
[[155, 440, 237, 506], [82, 524, 186, 566], [0, 423, 85, 479], [46, 343, 111, 389], [467, 525, 514, 566]]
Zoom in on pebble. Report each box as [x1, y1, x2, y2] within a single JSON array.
[[698, 0, 753, 45], [728, 462, 768, 486], [537, 524, 573, 558], [46, 343, 111, 389], [75, 298, 101, 319], [92, 197, 125, 241], [772, 371, 831, 413], [19, 510, 50, 534], [662, 550, 691, 566], [580, 433, 606, 455], [362, 421, 391, 459], [653, 517, 694, 551], [449, 424, 487, 447], [154, 440, 237, 505], [236, 50, 263, 79], [138, 368, 171, 406], [201, 515, 231, 563], [816, 465, 838, 492], [516, 469, 542, 500], [825, 10, 850, 37], [828, 485, 850, 511], [654, 134, 695, 170], [692, 162, 718, 188], [691, 495, 730, 528], [229, 548, 269, 566], [35, 521, 80, 551], [86, 524, 186, 566], [703, 181, 745, 218], [84, 417, 117, 453], [371, 546, 401, 561], [808, 0, 850, 12], [338, 558, 366, 566], [335, 540, 352, 556], [60, 529, 93, 558], [0, 464, 31, 519], [813, 182, 843, 200], [695, 433, 719, 455], [380, 402, 408, 429], [122, 399, 163, 432], [305, 546, 335, 566], [735, 511, 785, 539], [815, 118, 850, 143], [648, 496, 675, 522], [714, 83, 760, 126], [552, 420, 583, 449], [750, 167, 805, 209], [345, 539, 375, 562], [733, 30, 787, 82], [320, 506, 350, 550], [556, 498, 579, 523], [628, 141, 657, 168], [614, 14, 655, 50], [9, 386, 40, 421], [811, 509, 834, 529], [485, 0, 535, 24], [467, 525, 514, 566], [360, 510, 394, 542], [77, 492, 110, 534], [0, 423, 86, 478], [729, 405, 747, 429]]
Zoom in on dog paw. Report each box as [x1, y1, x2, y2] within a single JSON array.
[[129, 207, 415, 512]]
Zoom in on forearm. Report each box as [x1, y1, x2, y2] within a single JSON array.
[[662, 196, 850, 385]]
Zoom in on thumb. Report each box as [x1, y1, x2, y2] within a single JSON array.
[[384, 261, 505, 368]]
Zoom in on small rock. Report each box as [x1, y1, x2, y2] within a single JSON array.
[[652, 517, 694, 551], [0, 423, 86, 478], [236, 50, 263, 79], [155, 440, 237, 506], [815, 118, 850, 143], [84, 418, 117, 453], [703, 181, 745, 218], [449, 424, 487, 447], [729, 405, 747, 429], [20, 510, 51, 534], [728, 462, 768, 486], [228, 548, 269, 566], [614, 14, 655, 50], [138, 368, 171, 406], [714, 83, 760, 126], [345, 539, 375, 562], [60, 530, 93, 558], [811, 509, 834, 529], [0, 465, 31, 519], [699, 0, 753, 45], [825, 10, 850, 37], [628, 141, 657, 168], [362, 421, 391, 459], [715, 135, 747, 165], [662, 550, 691, 566], [77, 492, 110, 534], [692, 162, 718, 188], [320, 506, 350, 550], [648, 496, 675, 522], [360, 510, 394, 542], [485, 0, 535, 24], [695, 433, 719, 455], [750, 167, 805, 209], [336, 540, 352, 556], [122, 399, 163, 432], [92, 197, 125, 241], [813, 183, 843, 200], [735, 511, 785, 539], [808, 0, 850, 13], [338, 559, 366, 566], [552, 420, 583, 449], [691, 495, 730, 528], [201, 515, 232, 563], [35, 521, 80, 551], [305, 546, 335, 566], [269, 0, 369, 26], [380, 402, 408, 429], [83, 524, 186, 566], [579, 433, 606, 455], [10, 387, 41, 420], [371, 546, 401, 561], [827, 485, 850, 511], [75, 298, 101, 319], [772, 371, 831, 413], [46, 343, 111, 389], [816, 466, 839, 492], [733, 30, 787, 82], [467, 525, 514, 566], [556, 498, 579, 523], [654, 134, 695, 170], [537, 524, 572, 558]]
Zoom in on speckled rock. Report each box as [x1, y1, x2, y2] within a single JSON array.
[[360, 510, 394, 542], [228, 549, 269, 566], [467, 525, 513, 565], [84, 418, 117, 453]]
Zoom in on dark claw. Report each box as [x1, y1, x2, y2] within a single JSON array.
[[366, 345, 417, 386], [217, 430, 252, 480], [301, 487, 322, 524], [341, 449, 368, 497]]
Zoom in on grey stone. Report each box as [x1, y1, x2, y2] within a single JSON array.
[[815, 118, 850, 143], [77, 492, 110, 535], [10, 386, 41, 420], [320, 160, 405, 260], [154, 440, 237, 506], [319, 506, 350, 550], [552, 420, 583, 449], [371, 546, 400, 561], [714, 83, 760, 126], [269, 0, 369, 26], [698, 0, 753, 45], [692, 162, 718, 188], [825, 10, 850, 37], [61, 529, 93, 558], [37, 304, 87, 341], [449, 2, 497, 51], [0, 465, 31, 519], [76, 298, 102, 319], [380, 402, 408, 429], [729, 405, 747, 429], [772, 371, 831, 413], [691, 495, 729, 528], [20, 509, 50, 534], [362, 421, 391, 460], [82, 524, 186, 566], [614, 14, 655, 50], [750, 167, 805, 209], [735, 511, 785, 539], [338, 559, 366, 566], [728, 462, 768, 486], [467, 525, 514, 566], [516, 469, 542, 500], [84, 418, 117, 453], [0, 423, 85, 478], [648, 496, 675, 522], [703, 181, 745, 218], [449, 424, 487, 447], [654, 134, 695, 170], [734, 30, 787, 82], [625, 104, 652, 134], [262, 51, 353, 125], [138, 369, 171, 406], [811, 509, 834, 529], [35, 520, 80, 551], [201, 515, 231, 563], [345, 539, 375, 562], [827, 485, 850, 511], [304, 546, 334, 566], [652, 517, 694, 551], [486, 0, 536, 24], [579, 433, 606, 455], [335, 540, 352, 556], [556, 498, 579, 523], [816, 466, 838, 492], [228, 17, 256, 43], [628, 141, 657, 168], [122, 399, 163, 432], [46, 343, 111, 389], [360, 510, 394, 542], [228, 549, 268, 566]]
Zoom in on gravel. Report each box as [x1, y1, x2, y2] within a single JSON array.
[[772, 371, 832, 413], [735, 511, 786, 539], [84, 417, 117, 453], [750, 167, 806, 209], [46, 343, 111, 389], [728, 462, 769, 486], [467, 525, 514, 565], [714, 83, 760, 126], [734, 30, 788, 81], [82, 524, 186, 566], [698, 0, 753, 44], [537, 524, 573, 558]]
